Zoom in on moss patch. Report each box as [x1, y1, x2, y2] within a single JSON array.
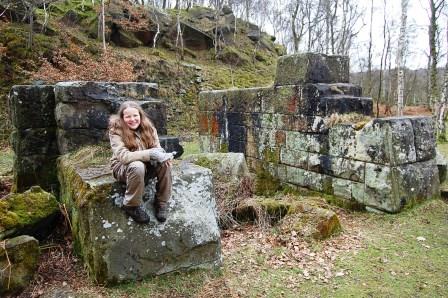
[[0, 186, 58, 236], [254, 168, 281, 196]]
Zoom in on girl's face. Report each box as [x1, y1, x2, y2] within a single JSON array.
[[122, 107, 141, 130]]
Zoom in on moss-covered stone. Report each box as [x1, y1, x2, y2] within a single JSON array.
[[0, 186, 59, 240], [0, 235, 39, 296], [278, 203, 342, 240], [254, 168, 281, 196], [58, 146, 221, 284]]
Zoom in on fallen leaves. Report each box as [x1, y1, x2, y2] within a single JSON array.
[[221, 209, 367, 287]]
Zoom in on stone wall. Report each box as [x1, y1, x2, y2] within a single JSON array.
[[198, 53, 439, 213], [9, 81, 183, 192]]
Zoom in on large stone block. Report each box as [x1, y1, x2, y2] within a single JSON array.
[[55, 100, 167, 133], [0, 235, 39, 296], [285, 131, 329, 154], [184, 153, 249, 178], [13, 154, 59, 193], [363, 160, 439, 212], [330, 118, 419, 165], [280, 148, 308, 169], [328, 156, 365, 182], [323, 96, 372, 116], [275, 53, 349, 85], [58, 154, 221, 285], [9, 85, 55, 129], [285, 166, 327, 192], [199, 88, 264, 113], [57, 128, 108, 154], [409, 116, 436, 161], [54, 81, 158, 104], [354, 118, 416, 165], [11, 128, 58, 157], [328, 124, 356, 158]]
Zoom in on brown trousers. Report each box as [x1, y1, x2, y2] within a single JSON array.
[[113, 161, 172, 207]]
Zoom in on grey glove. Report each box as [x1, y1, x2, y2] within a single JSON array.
[[148, 147, 174, 163]]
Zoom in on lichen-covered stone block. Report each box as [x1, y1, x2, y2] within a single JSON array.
[[58, 152, 221, 285], [332, 177, 352, 199], [409, 116, 436, 161], [275, 53, 349, 85], [286, 131, 328, 154], [329, 157, 365, 182], [363, 160, 439, 212], [280, 148, 308, 169], [0, 235, 39, 296], [285, 166, 326, 192], [183, 153, 249, 178], [329, 124, 356, 158], [200, 135, 222, 153], [9, 85, 55, 129], [354, 118, 416, 165]]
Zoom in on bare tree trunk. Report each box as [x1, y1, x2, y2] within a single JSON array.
[[377, 0, 388, 117], [428, 0, 446, 110], [101, 0, 106, 52], [366, 0, 373, 96], [291, 1, 300, 53], [436, 18, 448, 140], [175, 12, 184, 60], [396, 0, 408, 116], [27, 3, 34, 49]]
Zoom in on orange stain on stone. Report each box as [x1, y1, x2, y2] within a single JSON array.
[[198, 113, 209, 133], [211, 114, 219, 136]]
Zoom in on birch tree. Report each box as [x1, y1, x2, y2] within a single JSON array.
[[428, 0, 446, 109], [396, 0, 409, 116], [436, 17, 448, 140]]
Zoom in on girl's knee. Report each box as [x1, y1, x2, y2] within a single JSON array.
[[127, 161, 145, 177]]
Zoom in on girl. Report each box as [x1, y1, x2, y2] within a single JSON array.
[[109, 101, 173, 223]]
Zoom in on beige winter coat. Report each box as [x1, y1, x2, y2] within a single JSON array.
[[109, 128, 161, 172]]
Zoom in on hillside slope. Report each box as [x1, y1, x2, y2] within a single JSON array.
[[0, 0, 283, 142]]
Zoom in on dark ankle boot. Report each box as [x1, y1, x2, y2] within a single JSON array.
[[122, 205, 150, 224], [155, 204, 168, 223]]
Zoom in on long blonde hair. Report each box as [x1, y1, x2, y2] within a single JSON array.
[[109, 101, 157, 151]]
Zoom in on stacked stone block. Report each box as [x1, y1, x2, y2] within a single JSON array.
[[9, 82, 183, 192], [199, 53, 439, 213], [9, 85, 59, 192], [54, 81, 166, 153]]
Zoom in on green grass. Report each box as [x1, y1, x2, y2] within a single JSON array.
[[99, 199, 448, 298], [0, 147, 13, 177], [181, 140, 201, 157]]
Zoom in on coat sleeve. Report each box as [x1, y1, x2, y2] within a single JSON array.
[[152, 127, 162, 148], [109, 131, 152, 165]]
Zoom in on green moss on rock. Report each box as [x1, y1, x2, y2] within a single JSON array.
[[0, 235, 39, 296], [254, 168, 281, 196], [0, 186, 58, 239]]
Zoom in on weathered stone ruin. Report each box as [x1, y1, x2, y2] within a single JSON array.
[[9, 82, 181, 192], [6, 81, 221, 286], [198, 53, 440, 213]]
